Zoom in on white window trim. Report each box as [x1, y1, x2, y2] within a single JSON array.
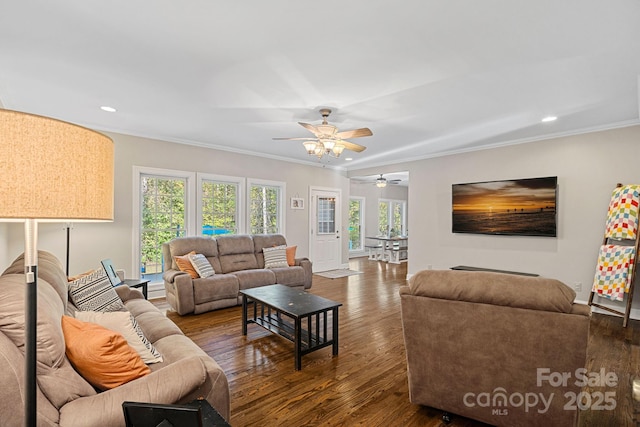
[[247, 177, 286, 235], [197, 173, 246, 235], [132, 166, 196, 282]]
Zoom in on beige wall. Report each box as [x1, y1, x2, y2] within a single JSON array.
[[1, 132, 351, 285], [4, 124, 640, 319], [401, 124, 640, 317]]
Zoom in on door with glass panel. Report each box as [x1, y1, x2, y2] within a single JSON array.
[[310, 189, 341, 272]]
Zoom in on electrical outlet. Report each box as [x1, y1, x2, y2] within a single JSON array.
[[427, 264, 433, 270], [574, 282, 582, 292]]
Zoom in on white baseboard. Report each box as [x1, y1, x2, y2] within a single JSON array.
[[574, 298, 640, 321]]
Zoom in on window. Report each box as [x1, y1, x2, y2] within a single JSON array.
[[349, 197, 364, 251], [248, 179, 285, 234], [198, 174, 244, 236], [317, 196, 336, 234], [134, 167, 195, 283], [379, 198, 407, 237], [134, 170, 283, 284], [379, 200, 389, 236]]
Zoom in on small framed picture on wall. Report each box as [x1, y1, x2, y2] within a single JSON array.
[[291, 197, 304, 210]]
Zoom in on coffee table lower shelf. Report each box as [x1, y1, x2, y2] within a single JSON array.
[[240, 285, 341, 370]]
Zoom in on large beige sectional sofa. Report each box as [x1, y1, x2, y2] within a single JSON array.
[[162, 234, 313, 315], [400, 269, 590, 427], [0, 251, 229, 427]]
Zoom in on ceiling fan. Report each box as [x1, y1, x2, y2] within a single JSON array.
[[273, 108, 372, 159], [375, 174, 402, 188]]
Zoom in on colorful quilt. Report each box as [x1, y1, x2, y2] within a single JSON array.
[[592, 244, 636, 301], [605, 185, 640, 240]]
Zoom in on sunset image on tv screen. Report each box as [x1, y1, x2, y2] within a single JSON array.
[[452, 176, 557, 236]]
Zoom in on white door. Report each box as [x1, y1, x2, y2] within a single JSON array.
[[310, 188, 341, 272]]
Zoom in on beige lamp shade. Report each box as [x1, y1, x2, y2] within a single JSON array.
[[0, 109, 114, 221]]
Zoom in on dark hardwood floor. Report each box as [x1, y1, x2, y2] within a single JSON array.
[[153, 258, 640, 426]]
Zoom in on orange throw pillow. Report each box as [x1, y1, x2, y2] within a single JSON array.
[[61, 316, 150, 390], [174, 251, 198, 278], [286, 246, 297, 266]]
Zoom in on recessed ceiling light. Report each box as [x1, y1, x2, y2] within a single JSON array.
[[345, 157, 353, 161], [100, 106, 116, 113], [541, 116, 557, 122]]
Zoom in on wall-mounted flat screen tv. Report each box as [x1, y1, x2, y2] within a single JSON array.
[[452, 176, 557, 237]]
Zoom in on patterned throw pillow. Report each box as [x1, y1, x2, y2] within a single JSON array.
[[188, 253, 215, 278], [75, 311, 163, 364], [68, 268, 125, 312], [263, 245, 288, 268]]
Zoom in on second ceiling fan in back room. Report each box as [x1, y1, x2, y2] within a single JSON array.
[[375, 174, 402, 188], [273, 109, 372, 160]]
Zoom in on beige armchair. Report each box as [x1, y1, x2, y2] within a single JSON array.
[[400, 270, 590, 427]]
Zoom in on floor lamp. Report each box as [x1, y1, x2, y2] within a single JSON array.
[[0, 109, 114, 426]]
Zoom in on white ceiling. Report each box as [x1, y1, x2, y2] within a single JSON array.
[[1, 1, 639, 171]]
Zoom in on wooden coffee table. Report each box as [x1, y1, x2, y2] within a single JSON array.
[[240, 284, 342, 370]]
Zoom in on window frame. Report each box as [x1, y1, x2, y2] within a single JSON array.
[[378, 198, 407, 237], [132, 166, 196, 283], [247, 178, 286, 235], [196, 173, 245, 236]]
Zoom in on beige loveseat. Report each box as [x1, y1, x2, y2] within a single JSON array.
[[400, 270, 590, 427], [0, 251, 229, 427], [163, 234, 312, 315]]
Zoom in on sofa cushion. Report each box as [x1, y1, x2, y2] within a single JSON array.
[[235, 269, 276, 290], [0, 273, 96, 409], [189, 253, 215, 278], [272, 266, 306, 286], [408, 270, 577, 313], [252, 234, 287, 267], [174, 251, 198, 278], [2, 250, 69, 310], [68, 267, 126, 312], [263, 245, 288, 268], [193, 274, 239, 304], [62, 316, 151, 390], [74, 311, 163, 364], [169, 237, 218, 270]]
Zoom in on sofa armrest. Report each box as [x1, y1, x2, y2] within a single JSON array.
[[295, 258, 313, 289], [114, 285, 144, 303], [59, 356, 208, 427], [163, 269, 187, 283], [164, 270, 196, 315]]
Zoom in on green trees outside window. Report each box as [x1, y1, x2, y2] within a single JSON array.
[[349, 198, 363, 251], [141, 176, 186, 277], [379, 199, 406, 237], [250, 184, 280, 234], [202, 180, 238, 235]]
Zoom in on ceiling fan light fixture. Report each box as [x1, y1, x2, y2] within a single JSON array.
[[279, 109, 371, 161], [321, 139, 335, 151], [303, 140, 317, 154], [376, 175, 387, 188]]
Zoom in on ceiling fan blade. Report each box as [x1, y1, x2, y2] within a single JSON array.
[[272, 137, 315, 141], [337, 139, 367, 153], [298, 122, 320, 136], [335, 127, 373, 139]]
